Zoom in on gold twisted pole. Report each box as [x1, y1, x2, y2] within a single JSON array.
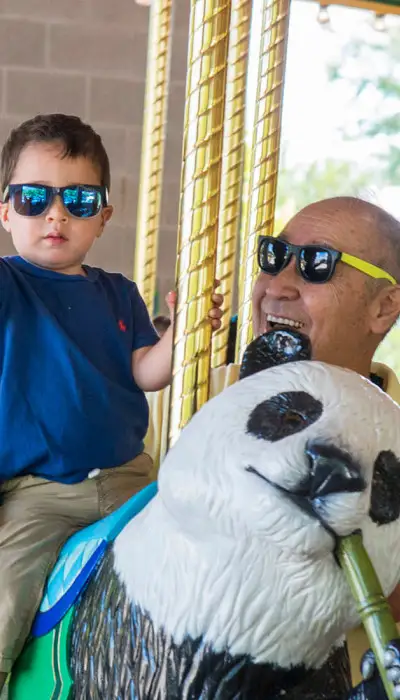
[[134, 0, 173, 313], [168, 0, 232, 448], [236, 0, 292, 362], [211, 0, 252, 369]]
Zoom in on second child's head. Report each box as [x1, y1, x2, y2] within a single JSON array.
[[0, 114, 113, 275]]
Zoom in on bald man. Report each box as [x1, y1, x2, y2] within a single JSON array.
[[147, 196, 400, 459], [145, 196, 400, 682], [252, 196, 400, 377]]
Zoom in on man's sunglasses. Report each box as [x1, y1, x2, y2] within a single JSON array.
[[257, 235, 397, 286], [3, 183, 108, 219]]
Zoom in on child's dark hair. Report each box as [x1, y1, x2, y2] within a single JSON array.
[[0, 114, 110, 194]]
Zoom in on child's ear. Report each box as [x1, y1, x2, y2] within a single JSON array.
[[0, 203, 12, 233], [97, 205, 113, 238]]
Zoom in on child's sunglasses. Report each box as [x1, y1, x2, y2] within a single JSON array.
[[258, 235, 397, 286], [3, 183, 108, 219]]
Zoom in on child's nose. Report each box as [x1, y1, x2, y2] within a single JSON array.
[[45, 195, 68, 222]]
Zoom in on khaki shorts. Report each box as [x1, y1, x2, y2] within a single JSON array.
[[0, 453, 153, 673]]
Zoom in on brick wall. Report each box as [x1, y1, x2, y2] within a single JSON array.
[[0, 0, 190, 311]]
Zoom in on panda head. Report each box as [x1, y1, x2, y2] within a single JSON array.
[[159, 352, 400, 594]]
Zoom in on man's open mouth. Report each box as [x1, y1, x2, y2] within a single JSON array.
[[266, 314, 304, 331]]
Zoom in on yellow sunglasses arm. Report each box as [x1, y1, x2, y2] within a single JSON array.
[[341, 252, 397, 286]]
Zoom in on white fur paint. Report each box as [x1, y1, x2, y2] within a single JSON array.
[[114, 362, 400, 671]]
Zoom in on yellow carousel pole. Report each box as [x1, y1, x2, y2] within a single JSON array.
[[168, 0, 232, 448], [211, 0, 252, 369], [236, 0, 292, 362], [134, 0, 173, 313]]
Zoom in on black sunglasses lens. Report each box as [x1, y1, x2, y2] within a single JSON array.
[[63, 187, 102, 218], [12, 185, 49, 216], [299, 248, 334, 282], [258, 238, 289, 274]]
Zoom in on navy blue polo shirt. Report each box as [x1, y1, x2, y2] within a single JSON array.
[[0, 256, 159, 483]]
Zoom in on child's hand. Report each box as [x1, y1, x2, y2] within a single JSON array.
[[165, 281, 223, 331], [165, 291, 177, 322]]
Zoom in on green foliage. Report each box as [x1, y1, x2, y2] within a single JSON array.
[[242, 21, 400, 377], [328, 26, 400, 377], [329, 27, 400, 181], [374, 325, 400, 378], [276, 157, 372, 220]]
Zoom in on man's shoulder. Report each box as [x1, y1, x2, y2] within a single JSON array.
[[371, 361, 400, 404], [209, 361, 400, 406]]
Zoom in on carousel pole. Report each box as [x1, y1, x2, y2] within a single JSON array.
[[211, 0, 252, 369], [338, 533, 398, 700], [134, 0, 173, 313], [236, 0, 292, 362], [167, 0, 232, 448]]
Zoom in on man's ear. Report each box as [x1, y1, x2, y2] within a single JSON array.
[[0, 202, 12, 233], [369, 284, 400, 336], [97, 205, 113, 238]]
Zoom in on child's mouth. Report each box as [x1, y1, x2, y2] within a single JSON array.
[[45, 234, 67, 245]]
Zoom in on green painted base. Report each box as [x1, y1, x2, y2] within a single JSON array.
[[8, 607, 74, 700]]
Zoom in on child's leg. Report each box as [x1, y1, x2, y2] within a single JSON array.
[[95, 452, 154, 516], [0, 452, 153, 683], [0, 475, 99, 680]]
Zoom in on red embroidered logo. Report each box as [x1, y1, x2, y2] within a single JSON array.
[[118, 320, 127, 332]]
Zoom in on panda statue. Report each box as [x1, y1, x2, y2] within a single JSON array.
[[69, 330, 400, 699]]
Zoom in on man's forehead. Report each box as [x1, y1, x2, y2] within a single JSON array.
[[279, 205, 369, 252]]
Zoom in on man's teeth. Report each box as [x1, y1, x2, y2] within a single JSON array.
[[266, 314, 303, 329]]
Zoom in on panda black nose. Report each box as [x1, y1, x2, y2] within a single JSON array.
[[305, 441, 366, 498]]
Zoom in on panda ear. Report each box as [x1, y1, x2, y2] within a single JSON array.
[[369, 450, 400, 525], [239, 329, 311, 380]]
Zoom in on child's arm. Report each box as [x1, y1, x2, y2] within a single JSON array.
[[132, 288, 223, 392], [132, 322, 174, 391]]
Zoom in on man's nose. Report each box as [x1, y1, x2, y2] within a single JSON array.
[[45, 195, 68, 223], [264, 256, 300, 300]]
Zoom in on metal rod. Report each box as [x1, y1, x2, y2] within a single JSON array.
[[134, 0, 173, 313], [167, 0, 232, 448], [236, 0, 292, 362], [211, 0, 252, 369]]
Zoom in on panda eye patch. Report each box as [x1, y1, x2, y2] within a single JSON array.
[[246, 391, 323, 442], [369, 450, 400, 525]]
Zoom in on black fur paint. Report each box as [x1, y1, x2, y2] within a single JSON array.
[[70, 547, 352, 699], [247, 391, 323, 442], [240, 329, 312, 380], [369, 450, 400, 525]]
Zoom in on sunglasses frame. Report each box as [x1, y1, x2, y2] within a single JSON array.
[[258, 235, 397, 286], [3, 183, 109, 219]]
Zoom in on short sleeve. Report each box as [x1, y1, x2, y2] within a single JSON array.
[[130, 283, 160, 351], [0, 259, 9, 312]]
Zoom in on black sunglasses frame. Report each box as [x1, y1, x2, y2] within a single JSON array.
[[3, 183, 109, 219], [257, 235, 341, 284]]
